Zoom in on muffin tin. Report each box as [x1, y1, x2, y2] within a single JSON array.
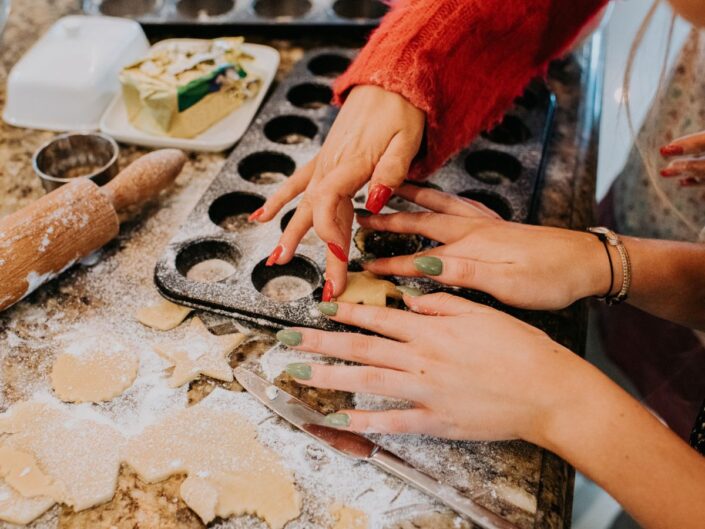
[[82, 0, 388, 30], [155, 47, 556, 331]]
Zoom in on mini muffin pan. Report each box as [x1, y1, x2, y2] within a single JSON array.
[[155, 48, 556, 331], [83, 0, 388, 30]]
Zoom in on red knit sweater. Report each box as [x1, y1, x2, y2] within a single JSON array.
[[333, 0, 608, 180]]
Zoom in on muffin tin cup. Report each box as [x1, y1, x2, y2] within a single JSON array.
[[155, 48, 556, 331], [84, 0, 389, 29]]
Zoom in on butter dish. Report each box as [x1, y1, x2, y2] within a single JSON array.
[[3, 16, 149, 131], [100, 40, 279, 152]]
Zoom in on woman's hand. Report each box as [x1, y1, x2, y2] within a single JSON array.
[[276, 293, 591, 443], [660, 131, 705, 187], [358, 184, 611, 310], [252, 85, 425, 300]]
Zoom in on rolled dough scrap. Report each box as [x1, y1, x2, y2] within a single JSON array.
[[337, 271, 403, 307], [124, 390, 301, 528], [51, 341, 139, 403], [0, 400, 126, 513], [0, 445, 61, 499], [136, 298, 192, 331], [154, 317, 245, 388], [0, 481, 55, 525], [330, 504, 369, 529]]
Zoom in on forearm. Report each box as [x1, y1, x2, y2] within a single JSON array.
[[622, 237, 705, 329], [333, 0, 607, 179], [538, 362, 705, 529]]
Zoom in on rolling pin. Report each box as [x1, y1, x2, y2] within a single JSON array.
[[0, 149, 187, 312]]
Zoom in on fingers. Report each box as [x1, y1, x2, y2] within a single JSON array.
[[323, 408, 436, 435], [284, 327, 412, 371], [357, 211, 472, 243], [323, 302, 425, 342], [366, 133, 418, 214], [256, 158, 315, 222], [660, 156, 705, 186], [402, 292, 488, 317], [660, 131, 705, 157], [268, 203, 313, 265], [322, 199, 354, 299], [395, 184, 500, 219], [293, 364, 419, 401]]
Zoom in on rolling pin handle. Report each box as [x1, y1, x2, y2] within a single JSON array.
[[101, 149, 187, 211]]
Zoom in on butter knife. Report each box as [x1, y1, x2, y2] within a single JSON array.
[[234, 367, 519, 529]]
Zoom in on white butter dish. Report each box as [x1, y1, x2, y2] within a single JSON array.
[[3, 16, 149, 131]]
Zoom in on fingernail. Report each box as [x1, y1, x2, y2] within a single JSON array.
[[248, 207, 265, 222], [324, 413, 350, 427], [355, 208, 373, 218], [318, 301, 338, 316], [660, 145, 684, 157], [322, 279, 334, 302], [366, 184, 393, 214], [276, 329, 302, 347], [413, 256, 443, 276], [360, 253, 376, 264], [266, 245, 284, 266], [396, 285, 423, 297], [327, 242, 348, 263], [679, 177, 702, 187], [660, 168, 681, 177], [286, 363, 312, 380]]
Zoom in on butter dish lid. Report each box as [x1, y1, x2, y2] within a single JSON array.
[[3, 16, 149, 132]]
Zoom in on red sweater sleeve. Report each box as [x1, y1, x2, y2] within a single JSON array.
[[333, 0, 607, 180]]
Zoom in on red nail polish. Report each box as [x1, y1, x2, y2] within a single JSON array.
[[366, 184, 393, 214], [322, 280, 334, 302], [679, 177, 702, 187], [659, 145, 684, 157], [327, 242, 348, 263], [660, 168, 680, 177], [248, 207, 265, 222], [266, 245, 284, 266]]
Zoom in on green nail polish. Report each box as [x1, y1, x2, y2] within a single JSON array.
[[396, 285, 423, 297], [414, 256, 443, 276], [324, 413, 350, 427], [286, 363, 312, 380], [360, 253, 376, 264], [318, 302, 339, 316], [276, 329, 302, 346], [355, 209, 373, 218]]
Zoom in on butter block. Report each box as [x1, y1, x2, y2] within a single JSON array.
[[120, 38, 261, 138]]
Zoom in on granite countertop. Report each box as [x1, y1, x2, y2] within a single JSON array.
[[0, 2, 603, 528]]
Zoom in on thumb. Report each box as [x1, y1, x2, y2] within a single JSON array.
[[403, 291, 486, 316], [366, 133, 419, 214]]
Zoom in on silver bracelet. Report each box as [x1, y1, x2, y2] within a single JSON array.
[[587, 227, 632, 305]]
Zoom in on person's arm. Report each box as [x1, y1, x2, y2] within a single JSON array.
[[621, 237, 705, 329], [334, 0, 609, 180]]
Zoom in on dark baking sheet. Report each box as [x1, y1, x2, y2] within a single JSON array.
[[155, 47, 556, 331]]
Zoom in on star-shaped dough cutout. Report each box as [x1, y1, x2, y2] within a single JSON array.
[[155, 318, 245, 388], [337, 271, 403, 307]]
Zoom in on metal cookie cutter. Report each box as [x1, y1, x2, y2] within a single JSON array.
[[32, 131, 119, 192]]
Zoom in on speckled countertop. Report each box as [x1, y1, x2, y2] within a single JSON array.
[[0, 2, 604, 528]]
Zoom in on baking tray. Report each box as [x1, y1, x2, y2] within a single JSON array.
[[82, 0, 388, 30], [155, 47, 557, 331]]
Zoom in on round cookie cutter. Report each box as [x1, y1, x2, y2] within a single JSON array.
[[32, 132, 120, 192]]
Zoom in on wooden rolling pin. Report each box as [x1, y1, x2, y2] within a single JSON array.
[[0, 149, 187, 312]]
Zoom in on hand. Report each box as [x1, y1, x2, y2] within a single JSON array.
[[660, 131, 705, 187], [277, 293, 591, 443], [251, 85, 425, 299], [358, 184, 611, 310]]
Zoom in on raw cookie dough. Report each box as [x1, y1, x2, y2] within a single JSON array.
[[51, 338, 139, 403], [186, 259, 237, 283], [136, 298, 193, 331], [124, 389, 301, 528], [0, 481, 54, 526], [0, 445, 61, 499], [0, 400, 126, 515], [330, 504, 368, 529], [155, 317, 245, 387], [337, 271, 403, 307]]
